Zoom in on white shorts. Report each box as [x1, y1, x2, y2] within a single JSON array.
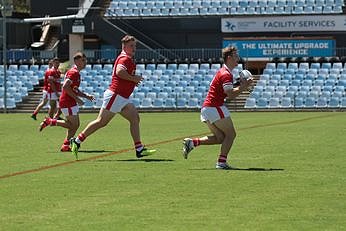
[[47, 92, 61, 101], [200, 106, 230, 124], [42, 90, 48, 101], [61, 105, 79, 116], [102, 89, 131, 113]]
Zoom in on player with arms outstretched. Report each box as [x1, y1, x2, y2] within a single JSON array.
[[182, 46, 252, 169]]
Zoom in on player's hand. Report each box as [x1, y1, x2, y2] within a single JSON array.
[[239, 78, 251, 91], [76, 97, 84, 106], [86, 94, 95, 101], [133, 75, 144, 84]]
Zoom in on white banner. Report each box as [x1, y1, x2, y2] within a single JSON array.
[[221, 15, 346, 33]]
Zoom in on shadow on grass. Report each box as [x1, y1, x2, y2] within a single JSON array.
[[78, 150, 115, 154], [116, 158, 175, 162], [190, 167, 284, 171]]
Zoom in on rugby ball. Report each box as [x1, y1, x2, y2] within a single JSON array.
[[239, 70, 253, 80]]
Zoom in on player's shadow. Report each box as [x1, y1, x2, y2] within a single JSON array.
[[117, 158, 175, 162], [78, 150, 114, 154], [191, 167, 284, 171]]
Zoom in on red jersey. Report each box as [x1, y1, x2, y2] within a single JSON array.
[[108, 51, 136, 98], [46, 68, 62, 93], [43, 68, 51, 91], [202, 65, 234, 107], [59, 66, 81, 108]]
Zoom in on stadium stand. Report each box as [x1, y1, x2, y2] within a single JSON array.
[[105, 0, 344, 17], [247, 62, 346, 109]]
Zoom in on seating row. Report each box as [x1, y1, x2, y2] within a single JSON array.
[[245, 96, 346, 108], [106, 0, 344, 17]]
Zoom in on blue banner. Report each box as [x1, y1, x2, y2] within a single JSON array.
[[223, 39, 335, 58]]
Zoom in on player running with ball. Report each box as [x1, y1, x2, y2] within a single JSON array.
[[182, 46, 253, 170]]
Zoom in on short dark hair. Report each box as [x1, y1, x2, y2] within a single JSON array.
[[222, 46, 238, 62], [121, 35, 136, 45], [73, 52, 86, 61], [52, 57, 59, 62]]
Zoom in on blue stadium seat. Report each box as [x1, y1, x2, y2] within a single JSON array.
[[152, 98, 164, 108], [244, 98, 256, 108], [268, 97, 280, 108], [293, 97, 304, 108], [256, 98, 268, 108], [305, 97, 316, 108], [341, 98, 346, 108], [316, 97, 328, 108], [176, 98, 187, 108], [164, 98, 176, 108], [281, 97, 292, 108], [328, 97, 340, 108], [187, 98, 199, 108], [140, 98, 152, 108]]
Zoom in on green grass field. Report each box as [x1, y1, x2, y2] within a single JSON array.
[[0, 112, 345, 230]]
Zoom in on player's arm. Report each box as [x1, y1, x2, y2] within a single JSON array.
[[116, 65, 143, 84], [224, 79, 252, 100], [76, 90, 95, 101], [48, 76, 59, 96], [62, 79, 84, 105]]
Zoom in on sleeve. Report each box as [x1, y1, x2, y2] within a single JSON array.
[[116, 56, 132, 71], [221, 73, 233, 91], [47, 69, 54, 80], [65, 70, 76, 83]]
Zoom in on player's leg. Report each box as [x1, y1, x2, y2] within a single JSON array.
[[71, 108, 115, 158], [39, 105, 77, 132], [48, 100, 57, 118], [183, 106, 226, 159], [120, 103, 156, 158], [77, 108, 115, 141], [213, 117, 236, 169], [60, 114, 79, 152], [31, 94, 48, 120], [53, 107, 63, 120], [182, 122, 225, 159]]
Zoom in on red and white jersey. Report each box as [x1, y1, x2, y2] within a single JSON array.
[[46, 67, 62, 93], [202, 65, 234, 107], [59, 66, 81, 108], [108, 51, 136, 98]]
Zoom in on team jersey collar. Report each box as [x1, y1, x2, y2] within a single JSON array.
[[223, 64, 232, 74], [121, 50, 132, 58], [73, 65, 80, 72]]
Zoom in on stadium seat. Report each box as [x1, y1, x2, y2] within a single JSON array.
[[316, 97, 328, 107], [327, 97, 340, 108], [176, 98, 187, 108], [152, 98, 164, 108], [268, 97, 280, 108], [293, 97, 304, 108], [244, 98, 256, 108], [281, 97, 292, 108], [256, 98, 268, 108], [164, 98, 176, 108], [341, 98, 346, 108], [140, 98, 152, 108], [187, 98, 199, 108], [305, 97, 316, 108]]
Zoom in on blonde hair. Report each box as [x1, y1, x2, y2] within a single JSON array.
[[121, 35, 136, 44], [73, 52, 86, 61], [222, 46, 238, 62]]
